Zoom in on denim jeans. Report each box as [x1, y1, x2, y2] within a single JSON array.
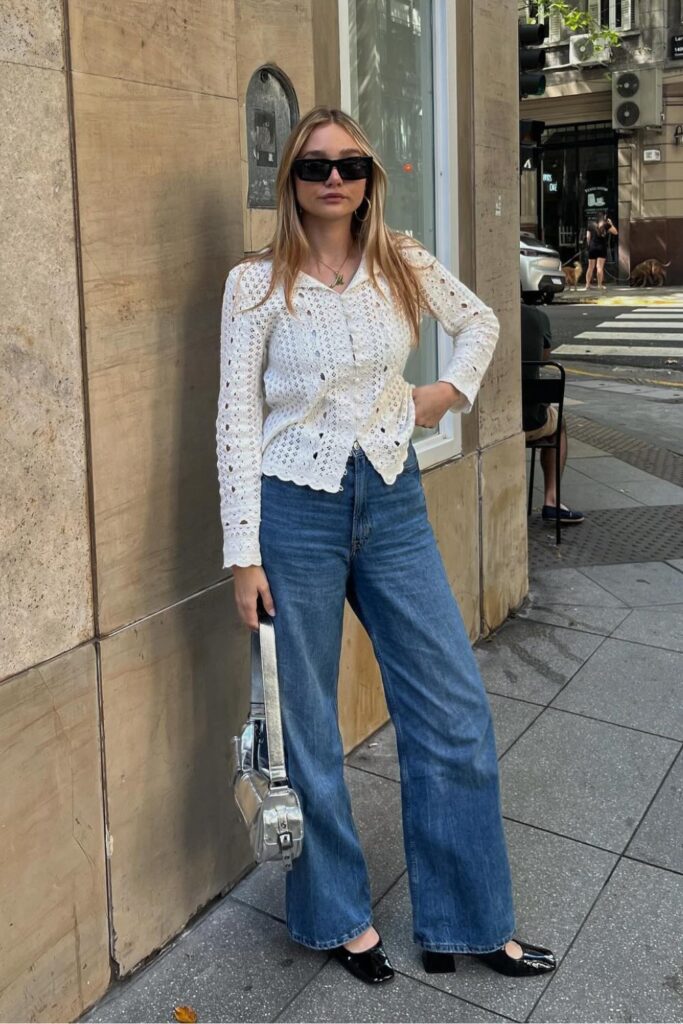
[[259, 442, 515, 953]]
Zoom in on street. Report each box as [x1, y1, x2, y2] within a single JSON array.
[[544, 297, 683, 372]]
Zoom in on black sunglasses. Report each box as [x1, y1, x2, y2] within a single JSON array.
[[293, 156, 373, 182]]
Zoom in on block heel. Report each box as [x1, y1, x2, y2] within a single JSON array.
[[422, 950, 456, 973]]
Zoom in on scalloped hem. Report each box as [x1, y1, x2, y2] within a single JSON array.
[[261, 449, 410, 492], [225, 557, 263, 569], [261, 470, 344, 494]]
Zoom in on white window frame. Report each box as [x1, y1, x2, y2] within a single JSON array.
[[339, 0, 461, 470], [587, 0, 635, 31]]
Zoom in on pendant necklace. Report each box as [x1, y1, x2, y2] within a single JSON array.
[[315, 241, 356, 288]]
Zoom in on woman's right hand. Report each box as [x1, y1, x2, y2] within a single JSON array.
[[232, 565, 276, 631]]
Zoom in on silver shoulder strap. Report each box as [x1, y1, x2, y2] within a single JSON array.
[[250, 616, 288, 785]]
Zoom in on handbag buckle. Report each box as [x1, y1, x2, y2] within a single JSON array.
[[278, 831, 293, 851]]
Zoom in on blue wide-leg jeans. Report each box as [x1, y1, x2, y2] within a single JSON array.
[[259, 442, 515, 952]]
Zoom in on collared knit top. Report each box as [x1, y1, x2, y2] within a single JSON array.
[[217, 241, 499, 569]]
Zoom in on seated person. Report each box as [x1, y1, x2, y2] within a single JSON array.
[[521, 303, 584, 525]]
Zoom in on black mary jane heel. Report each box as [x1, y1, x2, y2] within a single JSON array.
[[330, 935, 395, 984], [422, 950, 456, 974], [477, 940, 557, 977]]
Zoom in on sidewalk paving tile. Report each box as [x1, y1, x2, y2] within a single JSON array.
[[517, 567, 630, 634], [488, 694, 543, 757], [230, 767, 405, 923], [563, 439, 606, 458], [613, 478, 683, 506], [83, 899, 321, 1024], [529, 860, 683, 1023], [581, 561, 683, 606], [566, 456, 658, 485], [275, 961, 506, 1023], [371, 821, 616, 1022], [499, 709, 679, 851], [528, 465, 642, 511], [669, 559, 683, 572], [612, 604, 683, 653], [627, 749, 683, 874], [517, 603, 629, 634], [552, 638, 683, 739], [476, 620, 603, 705], [347, 696, 542, 775], [347, 723, 399, 783], [559, 480, 642, 511], [524, 568, 628, 608]]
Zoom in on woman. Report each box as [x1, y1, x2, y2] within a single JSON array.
[[585, 211, 618, 290], [217, 106, 557, 985]]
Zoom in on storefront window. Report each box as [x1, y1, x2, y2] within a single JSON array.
[[347, 0, 438, 441]]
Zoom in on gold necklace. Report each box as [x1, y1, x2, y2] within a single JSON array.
[[314, 241, 355, 288]]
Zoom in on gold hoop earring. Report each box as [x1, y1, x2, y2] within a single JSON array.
[[354, 196, 372, 223]]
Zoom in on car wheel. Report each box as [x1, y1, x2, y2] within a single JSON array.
[[541, 292, 555, 304], [521, 291, 540, 305]]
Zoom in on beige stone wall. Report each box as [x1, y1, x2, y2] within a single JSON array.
[[638, 77, 683, 219], [472, 0, 529, 632], [0, 0, 527, 1017], [0, 4, 110, 1022], [0, 3, 93, 682]]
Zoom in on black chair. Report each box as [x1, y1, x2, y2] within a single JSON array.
[[522, 360, 566, 546]]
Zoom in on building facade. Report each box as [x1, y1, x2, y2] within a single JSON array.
[[0, 1, 523, 1019], [520, 0, 683, 284]]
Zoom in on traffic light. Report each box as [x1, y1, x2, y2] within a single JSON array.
[[519, 22, 547, 98], [520, 119, 545, 172]]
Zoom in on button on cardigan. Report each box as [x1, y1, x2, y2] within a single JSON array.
[[217, 242, 499, 569]]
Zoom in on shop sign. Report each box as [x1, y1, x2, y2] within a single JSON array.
[[671, 35, 683, 60], [542, 172, 559, 193]]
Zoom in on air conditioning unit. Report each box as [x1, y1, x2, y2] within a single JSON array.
[[569, 34, 612, 65], [612, 69, 663, 130]]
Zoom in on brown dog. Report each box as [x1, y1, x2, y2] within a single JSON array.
[[563, 261, 583, 290], [630, 258, 672, 287]]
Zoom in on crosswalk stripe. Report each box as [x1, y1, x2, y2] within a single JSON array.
[[616, 312, 683, 319], [555, 345, 683, 357], [632, 307, 683, 313], [576, 330, 683, 342], [597, 320, 683, 329]]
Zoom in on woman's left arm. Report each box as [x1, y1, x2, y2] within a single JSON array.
[[402, 245, 500, 420]]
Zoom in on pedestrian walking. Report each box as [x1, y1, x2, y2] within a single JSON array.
[[216, 105, 557, 985], [584, 211, 618, 290]]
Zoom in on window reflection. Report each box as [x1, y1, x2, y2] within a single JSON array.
[[348, 0, 438, 438]]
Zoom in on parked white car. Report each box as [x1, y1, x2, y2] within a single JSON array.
[[520, 233, 565, 304]]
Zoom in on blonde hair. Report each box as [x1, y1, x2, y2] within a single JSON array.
[[237, 105, 430, 345]]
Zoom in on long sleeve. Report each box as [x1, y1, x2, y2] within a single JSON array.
[[216, 264, 268, 569], [401, 243, 500, 414]]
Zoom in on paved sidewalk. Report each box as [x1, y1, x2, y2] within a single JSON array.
[[555, 284, 683, 306], [83, 442, 683, 1024]]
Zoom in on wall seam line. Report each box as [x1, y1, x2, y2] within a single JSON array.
[[61, 0, 118, 980]]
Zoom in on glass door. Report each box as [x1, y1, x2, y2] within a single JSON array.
[[540, 121, 619, 277]]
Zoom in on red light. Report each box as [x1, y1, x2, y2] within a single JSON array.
[[403, 162, 413, 173]]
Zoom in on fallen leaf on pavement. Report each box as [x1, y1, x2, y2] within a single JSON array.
[[174, 1006, 198, 1022]]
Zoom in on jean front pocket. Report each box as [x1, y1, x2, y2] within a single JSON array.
[[403, 442, 420, 474]]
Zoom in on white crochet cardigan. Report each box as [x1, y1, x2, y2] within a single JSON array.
[[217, 242, 499, 568]]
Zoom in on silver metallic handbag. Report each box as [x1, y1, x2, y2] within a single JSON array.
[[232, 612, 304, 870]]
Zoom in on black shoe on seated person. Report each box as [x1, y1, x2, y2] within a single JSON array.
[[542, 503, 585, 524]]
